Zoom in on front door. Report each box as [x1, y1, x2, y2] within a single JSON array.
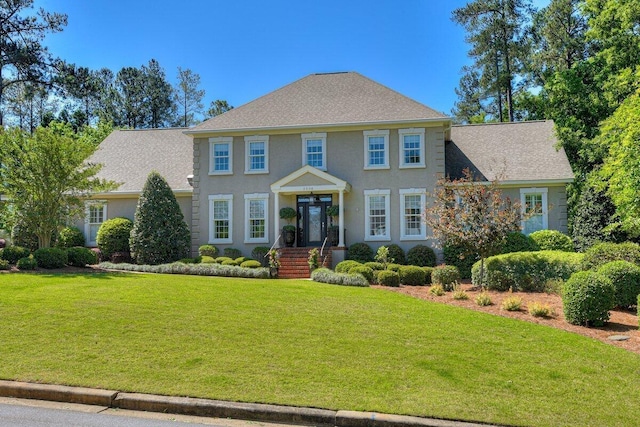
[[297, 195, 332, 247]]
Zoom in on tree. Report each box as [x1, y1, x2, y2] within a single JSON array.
[[0, 0, 67, 126], [206, 99, 233, 118], [142, 59, 174, 128], [54, 62, 103, 127], [173, 67, 205, 127], [129, 171, 190, 265], [115, 66, 146, 128], [425, 169, 522, 286], [0, 122, 117, 248]]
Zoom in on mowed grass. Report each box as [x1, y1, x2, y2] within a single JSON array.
[[0, 273, 638, 427]]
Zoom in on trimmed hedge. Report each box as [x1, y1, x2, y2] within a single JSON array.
[[240, 260, 262, 269], [529, 230, 574, 252], [387, 244, 406, 265], [66, 247, 98, 267], [56, 226, 85, 249], [377, 270, 400, 287], [364, 262, 385, 271], [582, 242, 640, 270], [431, 265, 460, 290], [563, 271, 615, 327], [16, 256, 37, 270], [97, 217, 133, 261], [399, 265, 426, 286], [33, 247, 68, 269], [443, 243, 479, 279], [311, 268, 369, 287], [596, 261, 640, 309], [0, 245, 30, 264], [349, 265, 374, 283], [502, 232, 539, 254], [335, 260, 362, 273], [223, 248, 242, 259], [406, 245, 436, 267], [100, 261, 270, 278], [199, 244, 219, 258], [347, 242, 374, 263], [422, 266, 434, 285]]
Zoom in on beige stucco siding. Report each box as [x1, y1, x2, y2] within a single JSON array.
[[501, 185, 569, 234]]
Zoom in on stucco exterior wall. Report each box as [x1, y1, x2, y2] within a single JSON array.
[[501, 185, 569, 234]]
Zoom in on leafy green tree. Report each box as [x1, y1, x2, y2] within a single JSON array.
[[0, 122, 116, 248], [129, 171, 190, 265], [206, 99, 233, 118], [173, 67, 205, 127], [115, 66, 146, 128]]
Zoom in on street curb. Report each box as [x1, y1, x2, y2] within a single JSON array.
[[0, 380, 499, 427]]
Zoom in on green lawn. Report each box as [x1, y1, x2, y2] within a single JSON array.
[[0, 272, 638, 427]]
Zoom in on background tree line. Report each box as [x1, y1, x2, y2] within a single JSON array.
[[452, 0, 640, 251]]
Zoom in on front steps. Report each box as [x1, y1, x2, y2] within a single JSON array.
[[278, 247, 332, 279]]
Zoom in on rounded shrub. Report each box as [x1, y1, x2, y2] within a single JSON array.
[[33, 247, 68, 269], [335, 260, 362, 273], [223, 248, 242, 259], [377, 270, 400, 287], [582, 242, 640, 270], [221, 259, 240, 266], [198, 244, 218, 258], [398, 265, 426, 286], [431, 265, 460, 291], [596, 261, 640, 309], [387, 244, 406, 265], [215, 257, 233, 264], [529, 230, 574, 252], [364, 261, 385, 271], [56, 226, 85, 249], [16, 255, 37, 270], [347, 242, 374, 263], [406, 245, 436, 267], [386, 263, 402, 272], [443, 243, 479, 279], [0, 259, 9, 270], [349, 265, 374, 283], [97, 217, 133, 261], [0, 245, 30, 264], [200, 256, 216, 264], [422, 266, 434, 285], [240, 260, 262, 269], [501, 232, 539, 254], [66, 247, 98, 267], [563, 271, 615, 327]]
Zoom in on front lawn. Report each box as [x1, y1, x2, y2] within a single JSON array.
[[0, 273, 638, 427]]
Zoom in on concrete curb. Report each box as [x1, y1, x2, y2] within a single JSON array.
[[0, 380, 498, 427]]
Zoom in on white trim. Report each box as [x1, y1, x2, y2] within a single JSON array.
[[209, 137, 233, 175], [363, 129, 390, 170], [244, 193, 269, 244], [398, 128, 426, 169], [208, 194, 233, 244], [399, 188, 427, 240], [84, 200, 107, 247], [520, 188, 548, 235], [270, 165, 351, 194], [364, 189, 391, 242], [244, 135, 269, 174], [301, 132, 327, 171]]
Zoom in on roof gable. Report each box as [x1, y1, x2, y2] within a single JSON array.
[[271, 165, 351, 194]]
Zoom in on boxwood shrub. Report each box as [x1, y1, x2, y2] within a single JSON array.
[[0, 245, 30, 264], [431, 265, 460, 290], [311, 268, 369, 287], [214, 256, 233, 264], [66, 247, 98, 267], [377, 270, 400, 287], [502, 231, 539, 254], [16, 255, 37, 270], [399, 265, 426, 286], [349, 265, 374, 283], [443, 243, 479, 279], [56, 226, 85, 249], [240, 260, 262, 269], [364, 261, 385, 271], [198, 244, 219, 258], [347, 242, 374, 263], [386, 263, 402, 272], [387, 244, 406, 265], [472, 251, 584, 292], [97, 217, 133, 261], [223, 248, 242, 259], [33, 247, 68, 269], [0, 259, 9, 270], [529, 230, 574, 252], [563, 271, 615, 327], [596, 261, 640, 309], [335, 260, 362, 273], [422, 266, 434, 285], [406, 245, 436, 267], [582, 242, 640, 270]]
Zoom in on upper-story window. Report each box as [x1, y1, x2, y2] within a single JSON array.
[[244, 136, 269, 174], [398, 128, 426, 168], [301, 132, 327, 171], [363, 130, 389, 170], [209, 136, 233, 175], [521, 188, 548, 235]]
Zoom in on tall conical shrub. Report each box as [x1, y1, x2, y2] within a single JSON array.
[[130, 171, 190, 265]]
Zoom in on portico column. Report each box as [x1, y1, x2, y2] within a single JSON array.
[[273, 191, 280, 248], [338, 189, 345, 247]]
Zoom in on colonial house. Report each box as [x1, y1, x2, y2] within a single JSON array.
[[82, 72, 574, 273]]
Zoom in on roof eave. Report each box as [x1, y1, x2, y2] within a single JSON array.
[[90, 189, 193, 198]]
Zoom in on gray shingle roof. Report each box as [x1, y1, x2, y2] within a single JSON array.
[[446, 120, 574, 183], [188, 72, 448, 133], [90, 128, 193, 193]]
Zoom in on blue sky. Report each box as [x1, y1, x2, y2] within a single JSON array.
[[36, 0, 549, 116]]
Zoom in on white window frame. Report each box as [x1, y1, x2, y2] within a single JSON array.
[[208, 194, 233, 244], [400, 188, 426, 240], [84, 201, 107, 247], [364, 189, 391, 242], [244, 135, 269, 174], [520, 188, 548, 235], [363, 130, 390, 170], [301, 132, 327, 171], [209, 137, 233, 175], [244, 193, 269, 244], [398, 128, 426, 169]]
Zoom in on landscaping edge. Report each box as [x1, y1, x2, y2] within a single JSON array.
[[0, 380, 497, 427]]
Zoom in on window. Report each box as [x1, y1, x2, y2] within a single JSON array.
[[363, 130, 389, 169], [209, 137, 233, 175], [209, 194, 233, 244], [364, 189, 391, 241], [85, 201, 107, 246], [520, 188, 548, 235], [244, 194, 269, 243], [398, 128, 426, 168], [400, 189, 426, 240], [244, 136, 269, 174], [301, 132, 327, 170]]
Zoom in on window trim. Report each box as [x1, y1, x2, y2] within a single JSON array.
[[301, 132, 327, 171], [209, 137, 233, 175], [84, 200, 107, 247], [520, 188, 548, 234], [363, 130, 390, 170], [244, 193, 269, 244], [244, 135, 269, 174], [208, 194, 233, 244], [400, 188, 426, 240], [364, 189, 391, 242], [398, 128, 426, 169]]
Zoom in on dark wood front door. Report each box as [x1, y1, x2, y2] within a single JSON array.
[[297, 195, 332, 247]]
